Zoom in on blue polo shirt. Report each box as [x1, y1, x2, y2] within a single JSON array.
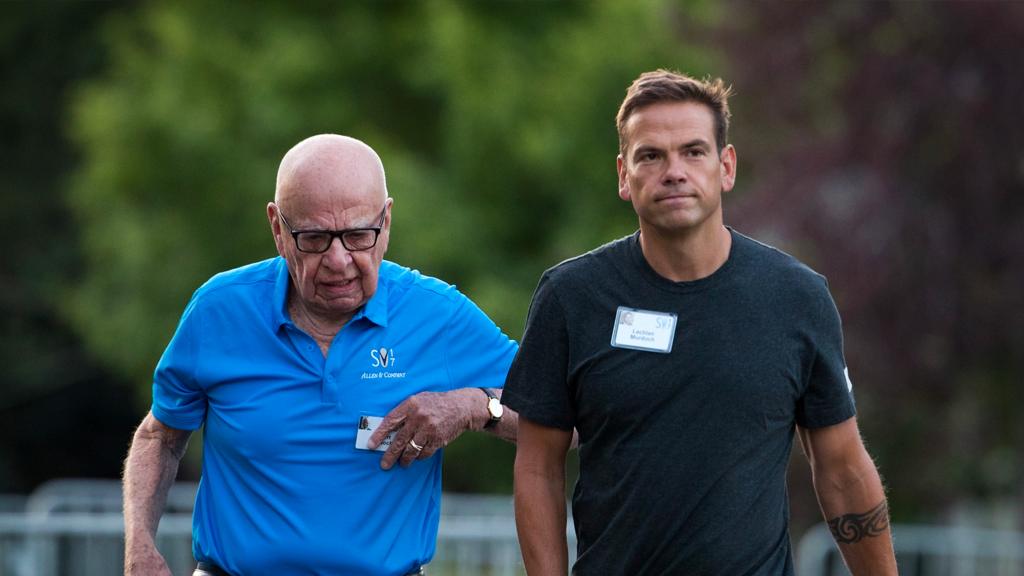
[[152, 257, 518, 575]]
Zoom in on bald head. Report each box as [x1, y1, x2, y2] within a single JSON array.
[[275, 134, 387, 210]]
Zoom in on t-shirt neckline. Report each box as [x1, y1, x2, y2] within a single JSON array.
[[626, 227, 739, 294]]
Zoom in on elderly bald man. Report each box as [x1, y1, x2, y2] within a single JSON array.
[[123, 135, 519, 576]]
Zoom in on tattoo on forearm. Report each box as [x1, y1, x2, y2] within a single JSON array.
[[827, 500, 889, 544]]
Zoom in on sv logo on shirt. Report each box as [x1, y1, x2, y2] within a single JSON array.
[[370, 347, 397, 368]]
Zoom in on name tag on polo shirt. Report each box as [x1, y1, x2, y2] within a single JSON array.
[[610, 306, 677, 353], [354, 415, 395, 452]]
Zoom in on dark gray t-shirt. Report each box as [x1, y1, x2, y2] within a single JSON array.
[[502, 229, 856, 576]]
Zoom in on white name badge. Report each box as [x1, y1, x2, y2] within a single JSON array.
[[354, 415, 396, 452], [610, 306, 677, 353]]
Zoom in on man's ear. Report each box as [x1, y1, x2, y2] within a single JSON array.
[[267, 202, 286, 257], [719, 144, 737, 193], [617, 154, 631, 202], [377, 197, 394, 254]]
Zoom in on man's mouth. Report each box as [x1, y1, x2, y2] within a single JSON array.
[[320, 277, 358, 293], [656, 192, 697, 202]]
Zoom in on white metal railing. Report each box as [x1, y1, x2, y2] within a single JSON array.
[[5, 480, 1023, 575], [797, 522, 1024, 575], [0, 511, 535, 576], [0, 480, 573, 575], [0, 512, 194, 575]]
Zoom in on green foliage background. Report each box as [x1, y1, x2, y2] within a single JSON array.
[[3, 0, 1022, 531], [65, 0, 720, 493]]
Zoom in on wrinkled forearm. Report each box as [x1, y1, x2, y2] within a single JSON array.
[[452, 387, 519, 443], [123, 414, 189, 557]]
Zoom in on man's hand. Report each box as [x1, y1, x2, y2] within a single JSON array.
[[369, 388, 484, 470], [124, 540, 173, 576]]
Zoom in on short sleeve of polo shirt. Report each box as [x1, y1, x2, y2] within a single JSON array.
[[151, 295, 207, 430], [501, 272, 575, 430], [443, 291, 518, 390], [796, 278, 856, 429]]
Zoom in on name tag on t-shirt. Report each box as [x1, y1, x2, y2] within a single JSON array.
[[610, 306, 677, 353], [354, 415, 395, 452]]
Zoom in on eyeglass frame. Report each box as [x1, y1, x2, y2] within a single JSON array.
[[275, 204, 388, 253]]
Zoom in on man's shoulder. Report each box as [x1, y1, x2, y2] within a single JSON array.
[[379, 260, 462, 303], [731, 229, 830, 295], [194, 257, 281, 300], [542, 234, 633, 288]]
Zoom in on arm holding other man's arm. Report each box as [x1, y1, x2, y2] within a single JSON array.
[[369, 387, 520, 469], [798, 417, 898, 575], [370, 386, 579, 470], [123, 412, 192, 576]]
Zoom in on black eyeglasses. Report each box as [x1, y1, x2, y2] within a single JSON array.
[[277, 206, 386, 253]]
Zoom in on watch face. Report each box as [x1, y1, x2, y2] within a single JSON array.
[[487, 397, 504, 419]]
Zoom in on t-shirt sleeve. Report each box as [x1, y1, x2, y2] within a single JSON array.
[[151, 296, 207, 430], [443, 291, 519, 391], [501, 272, 575, 430], [796, 278, 857, 429]]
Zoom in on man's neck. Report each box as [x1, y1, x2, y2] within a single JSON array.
[[288, 293, 353, 356], [638, 221, 732, 283]]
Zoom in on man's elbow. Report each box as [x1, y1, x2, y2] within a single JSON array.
[[813, 449, 881, 495], [130, 413, 191, 461]]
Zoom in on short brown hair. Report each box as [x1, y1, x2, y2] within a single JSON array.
[[616, 69, 734, 154]]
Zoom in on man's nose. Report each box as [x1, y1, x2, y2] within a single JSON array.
[[662, 154, 688, 184], [321, 236, 354, 266]]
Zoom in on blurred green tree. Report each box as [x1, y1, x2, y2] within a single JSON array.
[[67, 0, 719, 491], [12, 0, 1022, 530]]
